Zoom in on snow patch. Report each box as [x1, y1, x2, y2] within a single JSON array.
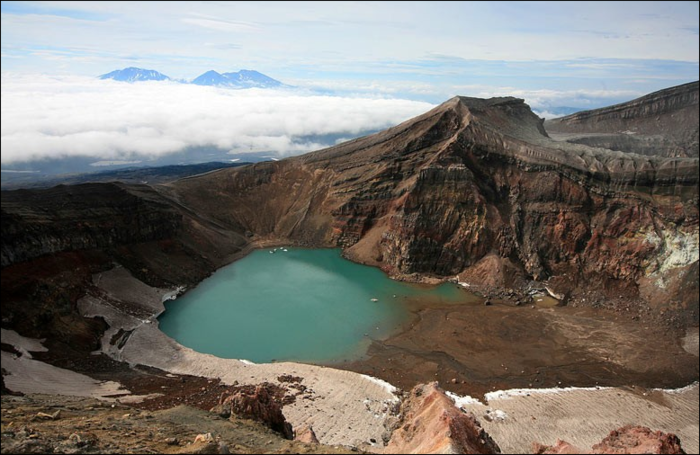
[[1, 351, 131, 400], [491, 409, 508, 421], [446, 390, 483, 407], [485, 385, 611, 402], [239, 359, 255, 365], [1, 328, 48, 359], [360, 374, 399, 399], [161, 285, 186, 302], [652, 381, 699, 395]]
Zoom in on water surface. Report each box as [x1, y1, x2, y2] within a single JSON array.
[[158, 248, 467, 363]]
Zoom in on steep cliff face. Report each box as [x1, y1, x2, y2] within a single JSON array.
[[1, 182, 247, 284], [1, 181, 246, 353], [1, 183, 180, 267], [2, 87, 698, 323], [168, 94, 698, 318], [545, 81, 699, 158]]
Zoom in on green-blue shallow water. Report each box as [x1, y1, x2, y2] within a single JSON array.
[[158, 248, 467, 363]]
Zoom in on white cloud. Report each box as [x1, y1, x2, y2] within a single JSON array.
[[450, 85, 644, 110], [291, 79, 647, 112], [181, 14, 260, 33], [0, 74, 434, 164], [532, 110, 566, 120]]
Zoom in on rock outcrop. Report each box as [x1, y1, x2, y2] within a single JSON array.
[[1, 394, 352, 455], [3, 86, 698, 328], [214, 383, 293, 440], [0, 183, 180, 268], [384, 382, 500, 454], [1, 182, 248, 285], [295, 426, 320, 444], [533, 425, 686, 454], [545, 81, 699, 158], [165, 90, 698, 321]]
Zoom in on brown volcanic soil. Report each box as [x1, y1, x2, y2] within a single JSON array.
[[2, 87, 698, 452], [341, 300, 699, 400], [1, 394, 355, 454]]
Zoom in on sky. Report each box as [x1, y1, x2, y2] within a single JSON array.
[[1, 1, 699, 165]]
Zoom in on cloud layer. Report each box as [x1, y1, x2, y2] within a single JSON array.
[[0, 75, 433, 164]]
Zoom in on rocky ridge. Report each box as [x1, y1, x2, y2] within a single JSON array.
[[163, 90, 699, 321], [3, 90, 697, 318], [1, 84, 699, 453], [384, 382, 501, 454], [545, 81, 699, 158]]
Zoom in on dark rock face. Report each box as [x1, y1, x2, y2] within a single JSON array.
[[1, 182, 247, 353], [1, 181, 249, 285], [545, 81, 699, 158], [1, 183, 180, 268], [2, 85, 698, 329], [166, 91, 698, 321]]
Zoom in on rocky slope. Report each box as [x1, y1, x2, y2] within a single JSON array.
[[165, 94, 699, 322], [1, 181, 246, 367], [1, 183, 180, 268], [2, 89, 698, 353], [545, 81, 699, 158], [1, 85, 699, 454], [0, 182, 246, 278], [384, 382, 500, 454], [1, 394, 353, 454]]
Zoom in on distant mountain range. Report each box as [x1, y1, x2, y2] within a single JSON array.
[[191, 69, 282, 88], [99, 67, 284, 88], [99, 67, 171, 82]]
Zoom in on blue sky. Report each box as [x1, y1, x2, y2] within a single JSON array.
[[2, 1, 698, 106]]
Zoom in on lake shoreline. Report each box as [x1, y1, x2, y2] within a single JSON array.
[[158, 247, 467, 364], [3, 258, 696, 453]]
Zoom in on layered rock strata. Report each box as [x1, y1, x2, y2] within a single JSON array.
[[3, 87, 698, 329], [545, 81, 698, 158], [165, 92, 699, 319]]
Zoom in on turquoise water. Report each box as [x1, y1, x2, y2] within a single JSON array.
[[158, 248, 468, 363]]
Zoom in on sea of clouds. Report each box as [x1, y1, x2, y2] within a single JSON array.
[[0, 74, 434, 164]]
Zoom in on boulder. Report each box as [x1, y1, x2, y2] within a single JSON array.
[[218, 383, 293, 440], [533, 425, 685, 454], [295, 425, 319, 444]]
